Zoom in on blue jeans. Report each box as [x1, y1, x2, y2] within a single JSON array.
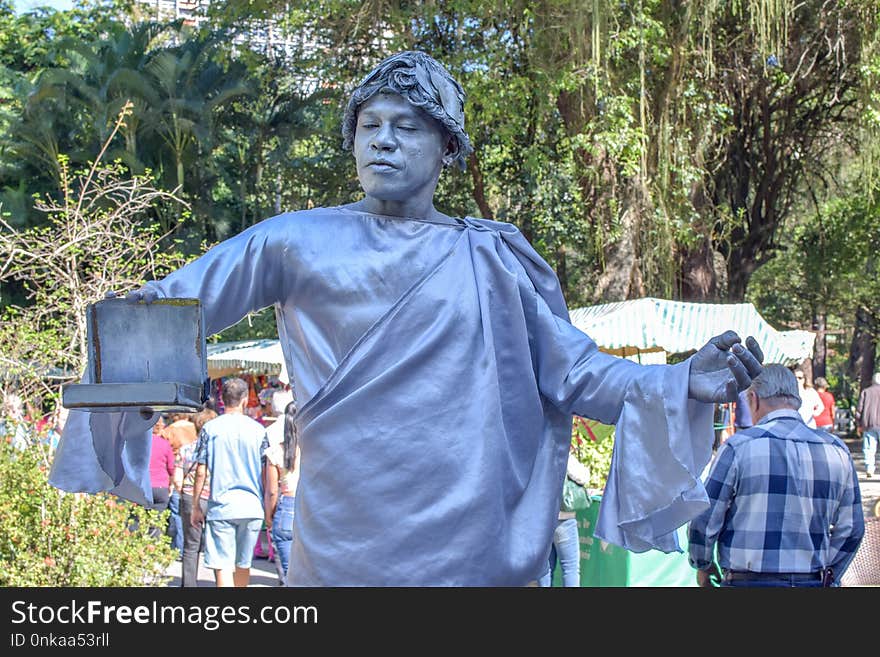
[[538, 518, 580, 587], [167, 489, 184, 556], [271, 495, 295, 578], [864, 428, 879, 475], [148, 487, 170, 539]]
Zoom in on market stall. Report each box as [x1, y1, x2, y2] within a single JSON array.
[[554, 298, 816, 585], [569, 297, 815, 365], [206, 339, 290, 420], [207, 339, 289, 382]]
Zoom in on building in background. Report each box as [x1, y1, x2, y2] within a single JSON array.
[[133, 0, 313, 64]]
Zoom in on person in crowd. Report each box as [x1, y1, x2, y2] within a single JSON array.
[[1, 393, 30, 450], [688, 364, 864, 587], [263, 400, 300, 583], [856, 372, 880, 480], [52, 50, 764, 586], [162, 412, 197, 559], [147, 416, 174, 538], [271, 384, 294, 417], [794, 368, 823, 429], [191, 378, 266, 587], [813, 376, 836, 433], [538, 453, 590, 587], [37, 404, 67, 453], [175, 406, 217, 586]]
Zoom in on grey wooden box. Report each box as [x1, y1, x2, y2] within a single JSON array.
[[62, 298, 208, 413]]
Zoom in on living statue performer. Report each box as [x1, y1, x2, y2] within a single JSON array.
[[51, 51, 764, 586]]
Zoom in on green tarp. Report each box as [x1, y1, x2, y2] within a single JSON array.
[[551, 495, 697, 587]]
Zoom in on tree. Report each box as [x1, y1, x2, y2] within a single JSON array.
[[0, 104, 189, 405], [748, 191, 880, 393], [251, 0, 877, 307], [706, 0, 875, 301]]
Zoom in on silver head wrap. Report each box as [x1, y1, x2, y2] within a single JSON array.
[[341, 51, 474, 170]]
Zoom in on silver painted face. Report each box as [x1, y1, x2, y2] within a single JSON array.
[[353, 92, 451, 217]]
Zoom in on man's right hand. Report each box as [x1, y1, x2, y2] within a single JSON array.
[[104, 288, 158, 303], [696, 563, 723, 587], [190, 504, 204, 528]]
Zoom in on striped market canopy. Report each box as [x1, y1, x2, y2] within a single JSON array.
[[206, 339, 289, 382], [205, 298, 814, 377], [569, 297, 814, 365]]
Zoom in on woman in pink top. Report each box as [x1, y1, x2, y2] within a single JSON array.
[[148, 417, 175, 538]]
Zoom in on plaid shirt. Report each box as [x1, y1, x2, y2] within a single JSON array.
[[688, 409, 864, 584]]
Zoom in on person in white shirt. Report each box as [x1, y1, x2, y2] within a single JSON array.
[[795, 369, 824, 429]]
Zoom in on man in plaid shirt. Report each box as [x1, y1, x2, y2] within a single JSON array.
[[688, 364, 864, 587]]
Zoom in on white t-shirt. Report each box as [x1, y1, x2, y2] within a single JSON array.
[[798, 386, 824, 428], [271, 389, 294, 415]]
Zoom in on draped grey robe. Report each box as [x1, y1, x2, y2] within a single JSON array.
[[51, 207, 714, 585]]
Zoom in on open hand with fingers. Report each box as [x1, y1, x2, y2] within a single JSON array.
[[687, 331, 764, 403]]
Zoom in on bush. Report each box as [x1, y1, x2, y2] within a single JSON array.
[[571, 416, 615, 490], [0, 426, 176, 586]]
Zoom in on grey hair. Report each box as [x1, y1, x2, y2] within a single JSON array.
[[749, 364, 801, 405], [341, 51, 474, 170], [221, 377, 249, 407]]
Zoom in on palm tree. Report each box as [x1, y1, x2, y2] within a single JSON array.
[[141, 28, 252, 194], [214, 58, 326, 231]]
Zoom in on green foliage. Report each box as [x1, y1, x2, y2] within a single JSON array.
[[0, 105, 190, 404], [748, 188, 880, 389], [0, 429, 175, 586], [0, 0, 878, 364], [748, 191, 880, 323], [212, 307, 279, 342], [571, 416, 615, 490]]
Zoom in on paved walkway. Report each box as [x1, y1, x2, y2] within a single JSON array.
[[843, 434, 880, 519], [164, 532, 284, 587]]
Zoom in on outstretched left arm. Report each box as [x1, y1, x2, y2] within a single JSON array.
[[687, 332, 764, 404]]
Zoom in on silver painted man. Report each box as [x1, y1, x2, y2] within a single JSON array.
[[52, 51, 764, 585]]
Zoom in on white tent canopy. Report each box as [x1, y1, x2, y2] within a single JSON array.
[[207, 339, 289, 382], [569, 297, 815, 365], [206, 298, 814, 379]]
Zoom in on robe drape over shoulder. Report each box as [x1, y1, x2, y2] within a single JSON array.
[[50, 207, 714, 585]]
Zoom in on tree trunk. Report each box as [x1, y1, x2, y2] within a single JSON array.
[[725, 247, 760, 301], [176, 157, 185, 194], [555, 245, 568, 298], [467, 152, 493, 221], [592, 180, 649, 302], [592, 211, 640, 302], [847, 306, 877, 390], [240, 171, 248, 232], [679, 235, 717, 301], [812, 308, 827, 379]]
